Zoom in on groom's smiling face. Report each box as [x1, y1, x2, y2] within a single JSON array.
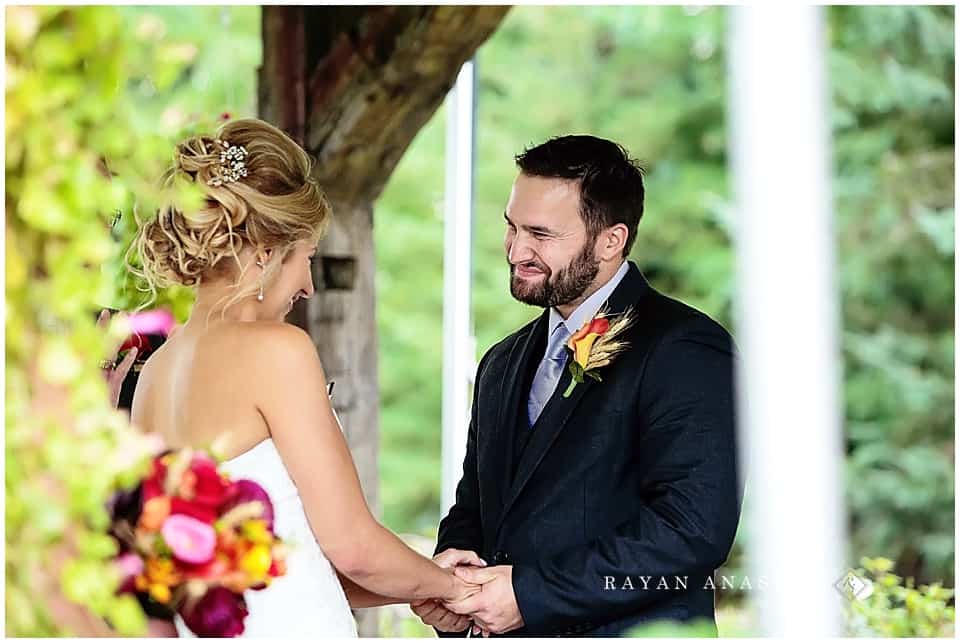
[[504, 173, 600, 308]]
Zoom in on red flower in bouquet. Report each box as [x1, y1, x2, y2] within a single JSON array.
[[114, 309, 176, 362], [143, 451, 231, 525], [221, 479, 275, 531], [108, 448, 288, 636], [179, 586, 249, 637], [182, 453, 231, 507], [142, 455, 169, 501]]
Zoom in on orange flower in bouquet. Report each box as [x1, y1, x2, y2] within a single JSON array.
[[108, 449, 287, 636]]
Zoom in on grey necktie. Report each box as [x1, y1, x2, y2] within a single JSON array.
[[527, 322, 572, 427]]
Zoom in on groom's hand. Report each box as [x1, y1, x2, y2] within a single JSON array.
[[410, 549, 487, 633], [444, 566, 524, 636]]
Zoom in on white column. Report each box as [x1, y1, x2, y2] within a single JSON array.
[[728, 6, 847, 636], [441, 59, 477, 516]]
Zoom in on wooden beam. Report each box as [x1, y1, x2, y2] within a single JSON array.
[[301, 6, 509, 203], [258, 7, 307, 144]]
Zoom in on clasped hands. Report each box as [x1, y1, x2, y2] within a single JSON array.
[[412, 549, 524, 637]]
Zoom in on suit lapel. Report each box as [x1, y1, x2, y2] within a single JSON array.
[[483, 311, 547, 520], [498, 262, 651, 524]]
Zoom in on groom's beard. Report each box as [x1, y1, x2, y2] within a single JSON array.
[[509, 240, 600, 308]]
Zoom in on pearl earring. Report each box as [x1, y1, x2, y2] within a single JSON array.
[[256, 258, 265, 302]]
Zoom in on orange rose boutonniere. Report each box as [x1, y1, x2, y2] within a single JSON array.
[[563, 306, 636, 398]]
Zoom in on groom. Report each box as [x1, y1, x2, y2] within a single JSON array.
[[415, 135, 743, 636]]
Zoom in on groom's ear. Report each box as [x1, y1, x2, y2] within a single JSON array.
[[598, 223, 629, 261]]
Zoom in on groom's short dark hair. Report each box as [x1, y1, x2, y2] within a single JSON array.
[[515, 135, 645, 257]]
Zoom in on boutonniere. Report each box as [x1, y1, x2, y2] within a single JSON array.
[[563, 306, 636, 398]]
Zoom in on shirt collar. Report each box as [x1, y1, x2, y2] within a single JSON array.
[[548, 260, 630, 337]]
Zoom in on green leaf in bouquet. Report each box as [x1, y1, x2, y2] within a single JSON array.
[[76, 531, 119, 560], [107, 594, 148, 636]]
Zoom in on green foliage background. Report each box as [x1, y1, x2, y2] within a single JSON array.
[[377, 5, 956, 598], [5, 6, 200, 634], [7, 5, 952, 635]]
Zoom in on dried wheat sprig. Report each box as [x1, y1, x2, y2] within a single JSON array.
[[563, 306, 636, 397]]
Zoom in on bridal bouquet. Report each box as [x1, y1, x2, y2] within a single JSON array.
[[108, 449, 288, 636]]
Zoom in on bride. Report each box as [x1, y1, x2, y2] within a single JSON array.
[[129, 118, 478, 637]]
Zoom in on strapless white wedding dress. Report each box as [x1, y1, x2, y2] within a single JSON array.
[[175, 438, 358, 638]]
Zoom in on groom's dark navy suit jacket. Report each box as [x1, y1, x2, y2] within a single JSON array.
[[436, 262, 744, 636]]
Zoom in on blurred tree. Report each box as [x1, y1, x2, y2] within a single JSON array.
[[829, 4, 954, 588], [5, 6, 196, 635]]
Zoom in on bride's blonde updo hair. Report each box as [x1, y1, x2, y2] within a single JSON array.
[[131, 118, 330, 307]]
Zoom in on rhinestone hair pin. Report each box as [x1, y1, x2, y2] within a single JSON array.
[[209, 138, 249, 187]]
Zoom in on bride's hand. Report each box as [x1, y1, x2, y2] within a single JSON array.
[[98, 309, 138, 409], [434, 548, 486, 570]]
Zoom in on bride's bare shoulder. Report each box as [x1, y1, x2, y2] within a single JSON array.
[[235, 320, 308, 339], [234, 321, 323, 371]]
